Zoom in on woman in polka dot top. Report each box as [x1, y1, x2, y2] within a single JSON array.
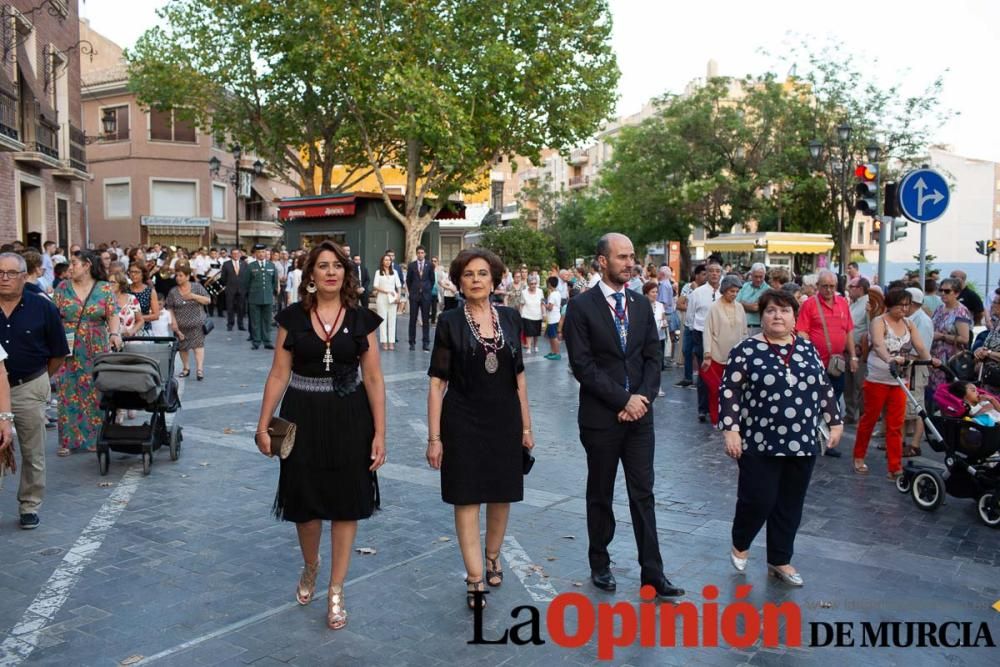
[[720, 288, 843, 587]]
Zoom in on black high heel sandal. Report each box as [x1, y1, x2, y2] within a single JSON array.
[[485, 551, 503, 587], [179, 369, 190, 378], [466, 577, 486, 610]]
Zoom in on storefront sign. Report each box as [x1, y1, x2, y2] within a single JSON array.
[[279, 202, 356, 220]]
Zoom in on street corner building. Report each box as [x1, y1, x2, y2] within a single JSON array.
[[0, 0, 90, 248]]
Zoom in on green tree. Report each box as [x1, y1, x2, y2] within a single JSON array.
[[335, 0, 619, 260], [479, 222, 555, 271], [126, 0, 371, 195]]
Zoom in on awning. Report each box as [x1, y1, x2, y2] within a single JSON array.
[[278, 195, 357, 221], [703, 239, 758, 252], [214, 220, 284, 244], [766, 239, 835, 254]]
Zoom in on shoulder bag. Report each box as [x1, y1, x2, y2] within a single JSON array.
[[64, 283, 97, 355], [816, 296, 846, 377], [266, 416, 296, 459]]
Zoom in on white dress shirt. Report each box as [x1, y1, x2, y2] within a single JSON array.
[[687, 282, 720, 332]]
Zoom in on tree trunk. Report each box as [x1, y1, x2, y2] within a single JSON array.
[[402, 215, 432, 264]]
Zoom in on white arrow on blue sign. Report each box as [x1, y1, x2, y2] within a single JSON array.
[[898, 168, 950, 224]]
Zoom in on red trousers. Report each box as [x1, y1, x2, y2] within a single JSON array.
[[703, 360, 726, 426], [854, 380, 906, 473]]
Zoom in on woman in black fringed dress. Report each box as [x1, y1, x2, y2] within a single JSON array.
[[426, 248, 536, 611], [255, 241, 386, 631]]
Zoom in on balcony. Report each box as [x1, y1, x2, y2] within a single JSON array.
[[568, 175, 590, 189], [53, 124, 91, 181], [14, 117, 62, 169], [568, 150, 589, 166], [0, 89, 24, 152]]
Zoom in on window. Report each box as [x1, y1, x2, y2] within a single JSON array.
[[151, 180, 197, 217], [212, 183, 226, 220], [149, 108, 196, 143], [857, 221, 866, 245], [102, 105, 129, 141], [104, 180, 131, 218]]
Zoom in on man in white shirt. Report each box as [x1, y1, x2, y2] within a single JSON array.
[[685, 261, 722, 421], [905, 287, 934, 456], [190, 249, 211, 280], [845, 277, 870, 424]]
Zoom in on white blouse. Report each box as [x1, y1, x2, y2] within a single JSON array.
[[373, 271, 401, 298], [520, 288, 544, 321]]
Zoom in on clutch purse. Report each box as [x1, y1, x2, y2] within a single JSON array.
[[522, 446, 535, 475], [268, 417, 296, 459], [202, 318, 215, 336]]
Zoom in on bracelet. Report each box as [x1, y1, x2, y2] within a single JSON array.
[[523, 429, 532, 434], [428, 434, 441, 442], [0, 412, 13, 421], [110, 332, 122, 337], [255, 428, 269, 435]]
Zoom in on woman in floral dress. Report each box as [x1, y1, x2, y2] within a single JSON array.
[[53, 251, 122, 456], [929, 277, 972, 390]]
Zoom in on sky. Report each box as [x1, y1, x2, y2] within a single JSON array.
[[81, 0, 1000, 162]]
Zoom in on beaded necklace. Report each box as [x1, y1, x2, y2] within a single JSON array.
[[464, 303, 505, 374]]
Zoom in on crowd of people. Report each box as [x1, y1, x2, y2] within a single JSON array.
[[2, 230, 999, 631]]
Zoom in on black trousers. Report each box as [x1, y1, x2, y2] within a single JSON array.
[[731, 454, 815, 566], [430, 296, 439, 323], [580, 421, 663, 584], [443, 296, 458, 311], [225, 290, 246, 329], [408, 294, 432, 346]]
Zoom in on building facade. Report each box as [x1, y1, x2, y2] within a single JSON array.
[[80, 20, 294, 250], [0, 0, 90, 248]]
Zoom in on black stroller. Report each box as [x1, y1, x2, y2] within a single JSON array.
[[890, 360, 1000, 527], [92, 336, 183, 475]]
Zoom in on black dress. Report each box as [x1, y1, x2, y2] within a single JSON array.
[[272, 303, 383, 522], [429, 306, 525, 505]]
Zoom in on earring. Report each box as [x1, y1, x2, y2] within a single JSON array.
[[306, 281, 318, 294]]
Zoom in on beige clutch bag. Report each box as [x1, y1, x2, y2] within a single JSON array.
[[268, 417, 296, 459]]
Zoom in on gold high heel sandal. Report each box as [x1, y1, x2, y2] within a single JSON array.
[[327, 584, 347, 629], [295, 559, 320, 605]]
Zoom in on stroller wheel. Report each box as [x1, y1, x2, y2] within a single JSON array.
[[142, 451, 152, 476], [98, 450, 109, 476], [169, 425, 182, 462], [911, 471, 945, 511], [977, 493, 1000, 528], [895, 473, 912, 494]]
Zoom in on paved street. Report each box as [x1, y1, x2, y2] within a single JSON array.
[[1, 315, 998, 666]]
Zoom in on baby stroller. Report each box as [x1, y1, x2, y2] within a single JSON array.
[[891, 360, 1000, 527], [92, 336, 183, 476]]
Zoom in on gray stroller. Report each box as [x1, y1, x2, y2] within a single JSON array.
[[92, 336, 183, 475]]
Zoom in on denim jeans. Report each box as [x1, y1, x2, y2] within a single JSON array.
[[682, 326, 696, 382]]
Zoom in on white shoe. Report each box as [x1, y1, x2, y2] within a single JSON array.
[[730, 548, 748, 573]]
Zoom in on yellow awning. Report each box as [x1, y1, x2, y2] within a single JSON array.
[[766, 239, 834, 254], [703, 239, 758, 252]]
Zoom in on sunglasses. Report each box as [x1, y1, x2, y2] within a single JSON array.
[[940, 289, 953, 294]]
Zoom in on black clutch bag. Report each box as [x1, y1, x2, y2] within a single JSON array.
[[202, 318, 215, 336], [522, 447, 535, 475]]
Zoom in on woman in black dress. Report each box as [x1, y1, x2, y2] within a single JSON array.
[[426, 248, 536, 610], [255, 241, 386, 631]]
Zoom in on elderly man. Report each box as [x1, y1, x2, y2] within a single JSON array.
[[656, 266, 677, 368], [675, 264, 707, 387], [0, 252, 69, 529], [796, 269, 857, 457], [736, 263, 769, 333], [843, 276, 871, 424], [685, 260, 722, 422], [904, 287, 934, 456], [949, 270, 984, 326]]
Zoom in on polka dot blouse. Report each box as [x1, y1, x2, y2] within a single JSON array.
[[720, 336, 842, 456]]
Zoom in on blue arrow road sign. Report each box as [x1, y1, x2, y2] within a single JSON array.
[[898, 168, 950, 224]]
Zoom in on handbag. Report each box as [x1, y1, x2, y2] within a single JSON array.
[[202, 317, 215, 336], [266, 416, 296, 459], [522, 446, 535, 475], [65, 283, 97, 355], [815, 296, 846, 377]]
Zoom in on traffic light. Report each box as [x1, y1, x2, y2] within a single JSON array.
[[890, 217, 908, 242], [855, 164, 878, 215], [977, 240, 988, 255], [884, 182, 900, 217], [870, 217, 881, 244], [989, 240, 998, 255]]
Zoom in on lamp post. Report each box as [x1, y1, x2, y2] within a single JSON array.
[[867, 142, 887, 285], [811, 123, 855, 275], [209, 144, 264, 248]]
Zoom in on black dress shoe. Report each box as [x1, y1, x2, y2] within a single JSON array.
[[238, 326, 246, 331], [824, 448, 842, 458], [646, 577, 685, 598], [251, 343, 260, 350], [226, 325, 233, 332], [674, 379, 693, 388], [591, 569, 616, 592], [264, 343, 275, 350], [409, 344, 416, 351], [422, 344, 430, 352]]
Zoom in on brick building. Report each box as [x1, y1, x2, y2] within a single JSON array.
[[0, 0, 90, 249]]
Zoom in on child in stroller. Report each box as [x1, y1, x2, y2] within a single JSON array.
[[942, 381, 1000, 427]]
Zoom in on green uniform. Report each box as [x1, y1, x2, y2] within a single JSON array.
[[247, 259, 278, 345]]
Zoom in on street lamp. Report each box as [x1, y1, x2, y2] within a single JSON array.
[[208, 145, 265, 248], [837, 122, 852, 146], [866, 142, 880, 163], [100, 108, 116, 136], [808, 139, 823, 162]]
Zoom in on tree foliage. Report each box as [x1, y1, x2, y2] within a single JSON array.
[[126, 0, 371, 196], [479, 222, 555, 271]]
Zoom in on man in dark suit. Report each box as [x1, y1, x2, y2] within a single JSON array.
[[343, 245, 370, 307], [563, 232, 684, 601], [220, 248, 249, 332], [406, 244, 434, 351]]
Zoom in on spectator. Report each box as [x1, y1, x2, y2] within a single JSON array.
[[520, 275, 544, 354], [675, 264, 707, 388], [644, 281, 668, 395], [109, 274, 142, 337], [844, 277, 871, 424], [544, 275, 562, 360], [373, 253, 402, 351], [737, 263, 768, 333], [165, 264, 212, 380], [686, 261, 722, 421], [702, 275, 748, 426], [127, 262, 161, 333], [949, 270, 984, 326], [929, 278, 972, 389], [905, 288, 935, 456]]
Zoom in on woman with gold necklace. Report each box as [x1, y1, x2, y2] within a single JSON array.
[[701, 275, 748, 426], [426, 248, 535, 611], [255, 241, 386, 631]]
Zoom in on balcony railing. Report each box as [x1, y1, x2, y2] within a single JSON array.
[[68, 124, 87, 171], [34, 120, 59, 159], [0, 89, 18, 142], [568, 175, 589, 188]]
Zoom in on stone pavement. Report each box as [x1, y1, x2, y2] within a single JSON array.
[[1, 313, 998, 666]]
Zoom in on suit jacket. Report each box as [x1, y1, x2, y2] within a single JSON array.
[[563, 285, 662, 428], [406, 259, 435, 300], [219, 259, 249, 296], [351, 261, 371, 303], [247, 260, 278, 305]]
